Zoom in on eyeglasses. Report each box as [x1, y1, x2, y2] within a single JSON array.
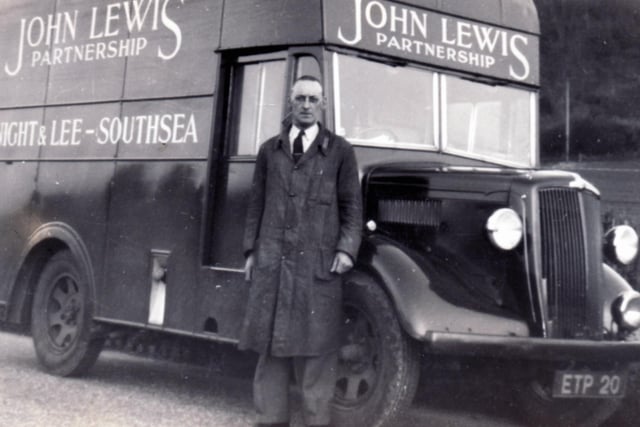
[[292, 95, 322, 105]]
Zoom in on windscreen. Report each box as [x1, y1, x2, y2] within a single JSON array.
[[443, 75, 535, 167], [334, 53, 436, 149], [333, 53, 537, 168]]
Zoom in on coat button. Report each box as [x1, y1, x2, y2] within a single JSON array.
[[289, 192, 296, 197]]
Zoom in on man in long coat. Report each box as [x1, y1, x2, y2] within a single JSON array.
[[240, 75, 362, 427]]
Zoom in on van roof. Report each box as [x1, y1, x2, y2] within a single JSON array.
[[219, 0, 539, 51]]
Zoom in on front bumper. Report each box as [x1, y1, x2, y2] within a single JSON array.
[[425, 331, 640, 362]]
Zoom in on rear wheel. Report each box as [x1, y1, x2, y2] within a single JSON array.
[[31, 250, 104, 376], [332, 276, 420, 427]]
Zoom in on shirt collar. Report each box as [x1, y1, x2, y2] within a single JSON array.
[[289, 123, 319, 143], [277, 122, 328, 156]]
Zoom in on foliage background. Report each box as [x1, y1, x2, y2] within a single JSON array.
[[535, 0, 640, 163]]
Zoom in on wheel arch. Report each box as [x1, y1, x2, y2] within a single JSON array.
[[7, 222, 96, 329], [354, 234, 529, 341]]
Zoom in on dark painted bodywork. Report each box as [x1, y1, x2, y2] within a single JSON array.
[[358, 164, 640, 360], [0, 0, 639, 367]]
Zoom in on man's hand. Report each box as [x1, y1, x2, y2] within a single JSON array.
[[330, 251, 354, 275], [244, 253, 255, 281]]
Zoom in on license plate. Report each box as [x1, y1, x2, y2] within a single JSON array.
[[552, 370, 627, 398]]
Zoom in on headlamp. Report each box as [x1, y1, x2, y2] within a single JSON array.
[[486, 208, 523, 251], [604, 225, 639, 266]]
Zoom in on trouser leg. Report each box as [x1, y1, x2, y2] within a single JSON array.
[[254, 353, 291, 424], [293, 351, 338, 426]]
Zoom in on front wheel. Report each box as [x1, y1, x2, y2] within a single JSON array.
[[31, 250, 104, 376], [332, 275, 420, 427]]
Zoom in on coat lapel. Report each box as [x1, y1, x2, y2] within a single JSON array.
[[297, 126, 330, 166]]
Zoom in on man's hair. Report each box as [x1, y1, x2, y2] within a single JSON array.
[[294, 75, 322, 85]]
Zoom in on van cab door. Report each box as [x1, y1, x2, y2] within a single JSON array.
[[197, 51, 323, 340]]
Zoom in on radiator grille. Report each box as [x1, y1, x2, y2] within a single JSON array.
[[377, 199, 441, 226], [539, 188, 587, 338]]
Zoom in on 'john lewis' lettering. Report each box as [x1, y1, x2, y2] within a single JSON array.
[[5, 0, 184, 76]]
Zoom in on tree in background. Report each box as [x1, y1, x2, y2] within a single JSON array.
[[535, 0, 640, 163]]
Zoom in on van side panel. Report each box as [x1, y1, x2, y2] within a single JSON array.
[[0, 1, 52, 107], [123, 0, 221, 99], [101, 97, 213, 328], [0, 162, 38, 308], [0, 106, 42, 308], [220, 0, 323, 49], [0, 0, 222, 331]]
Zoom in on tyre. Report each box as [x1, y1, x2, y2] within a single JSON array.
[[518, 367, 621, 427], [31, 250, 104, 376], [332, 275, 420, 427]]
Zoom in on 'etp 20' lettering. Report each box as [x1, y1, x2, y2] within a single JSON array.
[[599, 375, 622, 395], [561, 374, 623, 396]]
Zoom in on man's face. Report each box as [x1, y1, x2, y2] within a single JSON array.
[[289, 80, 324, 129]]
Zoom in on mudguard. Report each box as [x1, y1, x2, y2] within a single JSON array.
[[353, 234, 529, 340], [601, 263, 636, 332], [6, 222, 95, 325]]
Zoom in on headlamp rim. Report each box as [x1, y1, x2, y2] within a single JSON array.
[[605, 224, 639, 266], [486, 208, 523, 251]]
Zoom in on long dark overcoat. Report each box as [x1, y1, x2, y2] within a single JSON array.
[[239, 125, 362, 357]]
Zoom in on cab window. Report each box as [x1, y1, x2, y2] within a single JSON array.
[[229, 59, 287, 156], [227, 54, 323, 156]]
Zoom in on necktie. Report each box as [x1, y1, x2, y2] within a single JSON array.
[[293, 130, 304, 163]]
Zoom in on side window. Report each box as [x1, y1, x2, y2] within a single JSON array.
[[229, 59, 287, 156], [291, 54, 323, 122], [227, 54, 321, 156], [296, 55, 321, 81]]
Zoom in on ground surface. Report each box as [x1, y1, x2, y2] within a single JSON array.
[[0, 330, 637, 427]]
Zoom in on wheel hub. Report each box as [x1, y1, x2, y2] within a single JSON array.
[[336, 305, 379, 404], [47, 276, 82, 350], [61, 299, 80, 325]]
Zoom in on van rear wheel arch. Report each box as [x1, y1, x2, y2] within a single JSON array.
[[8, 223, 96, 330]]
